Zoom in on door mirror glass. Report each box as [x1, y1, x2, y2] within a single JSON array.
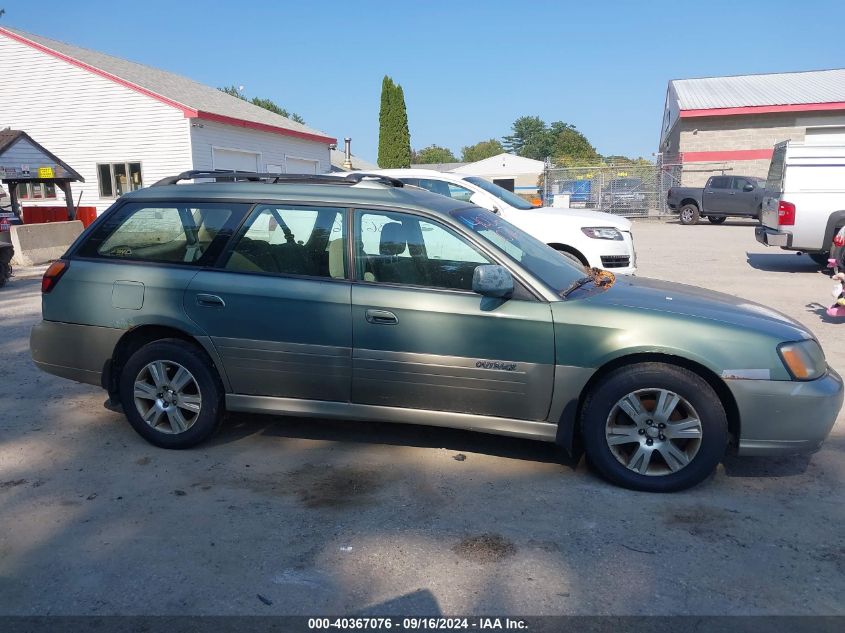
[[743, 183, 754, 192], [472, 264, 514, 298]]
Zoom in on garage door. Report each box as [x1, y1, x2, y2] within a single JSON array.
[[286, 157, 319, 174], [805, 127, 845, 145], [212, 148, 260, 172]]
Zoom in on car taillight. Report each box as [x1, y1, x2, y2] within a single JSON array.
[[778, 201, 796, 226], [42, 259, 69, 293], [835, 234, 845, 247]]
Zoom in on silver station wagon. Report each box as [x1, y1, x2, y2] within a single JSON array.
[[31, 171, 843, 492]]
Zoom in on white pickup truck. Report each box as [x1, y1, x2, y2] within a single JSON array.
[[361, 168, 636, 274], [756, 141, 845, 265]]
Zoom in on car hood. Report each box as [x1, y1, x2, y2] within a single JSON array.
[[586, 276, 812, 340], [518, 207, 632, 230]]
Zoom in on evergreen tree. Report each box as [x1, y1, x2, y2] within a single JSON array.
[[378, 76, 411, 168]]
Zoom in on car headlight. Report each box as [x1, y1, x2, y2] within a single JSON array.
[[582, 227, 623, 240], [778, 340, 826, 381]]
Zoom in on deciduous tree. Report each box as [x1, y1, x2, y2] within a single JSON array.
[[461, 139, 503, 162], [413, 145, 457, 164]]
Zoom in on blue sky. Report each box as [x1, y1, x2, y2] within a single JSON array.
[[3, 0, 844, 162]]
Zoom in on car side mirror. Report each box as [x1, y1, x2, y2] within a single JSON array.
[[743, 184, 754, 192], [470, 192, 497, 213], [472, 265, 514, 299]]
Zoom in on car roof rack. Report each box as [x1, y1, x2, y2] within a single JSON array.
[[151, 169, 404, 188]]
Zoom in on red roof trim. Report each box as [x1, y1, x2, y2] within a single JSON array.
[[0, 27, 197, 115], [0, 27, 335, 146], [683, 149, 774, 163], [192, 111, 336, 145], [680, 102, 845, 118]]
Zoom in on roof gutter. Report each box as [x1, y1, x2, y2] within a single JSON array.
[[680, 101, 845, 118]]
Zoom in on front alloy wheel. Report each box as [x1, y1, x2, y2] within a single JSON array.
[[581, 362, 728, 491], [605, 388, 703, 476]]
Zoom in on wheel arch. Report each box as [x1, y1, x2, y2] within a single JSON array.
[[555, 352, 740, 456], [547, 242, 589, 266], [679, 198, 699, 209], [822, 210, 845, 248], [104, 325, 228, 399]]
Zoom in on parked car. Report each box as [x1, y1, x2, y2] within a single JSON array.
[[357, 168, 636, 274], [756, 141, 845, 266], [30, 170, 842, 492], [668, 175, 767, 225], [601, 178, 647, 215], [555, 179, 592, 205]]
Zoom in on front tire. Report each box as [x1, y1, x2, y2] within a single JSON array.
[[119, 339, 224, 449], [679, 204, 699, 225], [707, 215, 727, 224], [580, 363, 728, 492]]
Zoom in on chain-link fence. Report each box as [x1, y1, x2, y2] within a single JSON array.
[[543, 155, 683, 217]]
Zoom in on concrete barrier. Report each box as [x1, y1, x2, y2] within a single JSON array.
[[10, 220, 84, 266]]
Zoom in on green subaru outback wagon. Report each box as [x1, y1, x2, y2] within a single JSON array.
[[30, 171, 842, 492]]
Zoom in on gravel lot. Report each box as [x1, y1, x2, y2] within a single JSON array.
[[1, 218, 843, 616]]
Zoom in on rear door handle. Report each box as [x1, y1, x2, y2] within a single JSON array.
[[196, 293, 225, 308], [365, 309, 398, 325]]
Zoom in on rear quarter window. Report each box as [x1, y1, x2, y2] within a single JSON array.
[[76, 201, 247, 265]]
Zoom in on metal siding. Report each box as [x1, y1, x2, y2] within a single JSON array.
[[190, 120, 331, 173], [0, 34, 192, 212]]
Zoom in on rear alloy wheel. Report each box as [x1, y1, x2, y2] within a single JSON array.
[[707, 216, 727, 224], [119, 339, 224, 448], [679, 204, 699, 225], [581, 363, 728, 491]]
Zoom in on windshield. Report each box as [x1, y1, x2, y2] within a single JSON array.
[[451, 207, 586, 295], [463, 177, 534, 210]]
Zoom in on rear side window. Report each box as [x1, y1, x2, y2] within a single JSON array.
[[709, 176, 731, 189], [223, 204, 347, 279], [77, 202, 246, 265], [767, 144, 787, 192]]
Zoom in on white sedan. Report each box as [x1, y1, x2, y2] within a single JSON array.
[[359, 168, 636, 274]]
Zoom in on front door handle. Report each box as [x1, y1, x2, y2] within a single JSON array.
[[365, 309, 398, 325], [196, 293, 225, 308]]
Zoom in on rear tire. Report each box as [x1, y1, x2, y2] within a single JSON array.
[[119, 338, 224, 449], [580, 362, 728, 492], [679, 204, 699, 225], [707, 216, 727, 224]]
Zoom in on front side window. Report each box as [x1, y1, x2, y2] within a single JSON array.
[[732, 177, 753, 190], [451, 207, 585, 295], [78, 202, 240, 264], [98, 162, 143, 198], [224, 205, 346, 279], [355, 209, 490, 291]]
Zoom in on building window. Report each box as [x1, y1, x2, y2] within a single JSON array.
[[98, 162, 143, 198], [17, 182, 57, 200]]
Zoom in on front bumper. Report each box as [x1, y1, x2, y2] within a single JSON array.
[[755, 225, 792, 248], [31, 320, 123, 388], [728, 368, 843, 456], [591, 231, 637, 275]]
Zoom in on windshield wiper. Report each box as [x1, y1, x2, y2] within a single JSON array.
[[561, 275, 594, 298]]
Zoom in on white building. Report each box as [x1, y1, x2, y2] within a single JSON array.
[[0, 27, 336, 212], [450, 153, 544, 196]]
